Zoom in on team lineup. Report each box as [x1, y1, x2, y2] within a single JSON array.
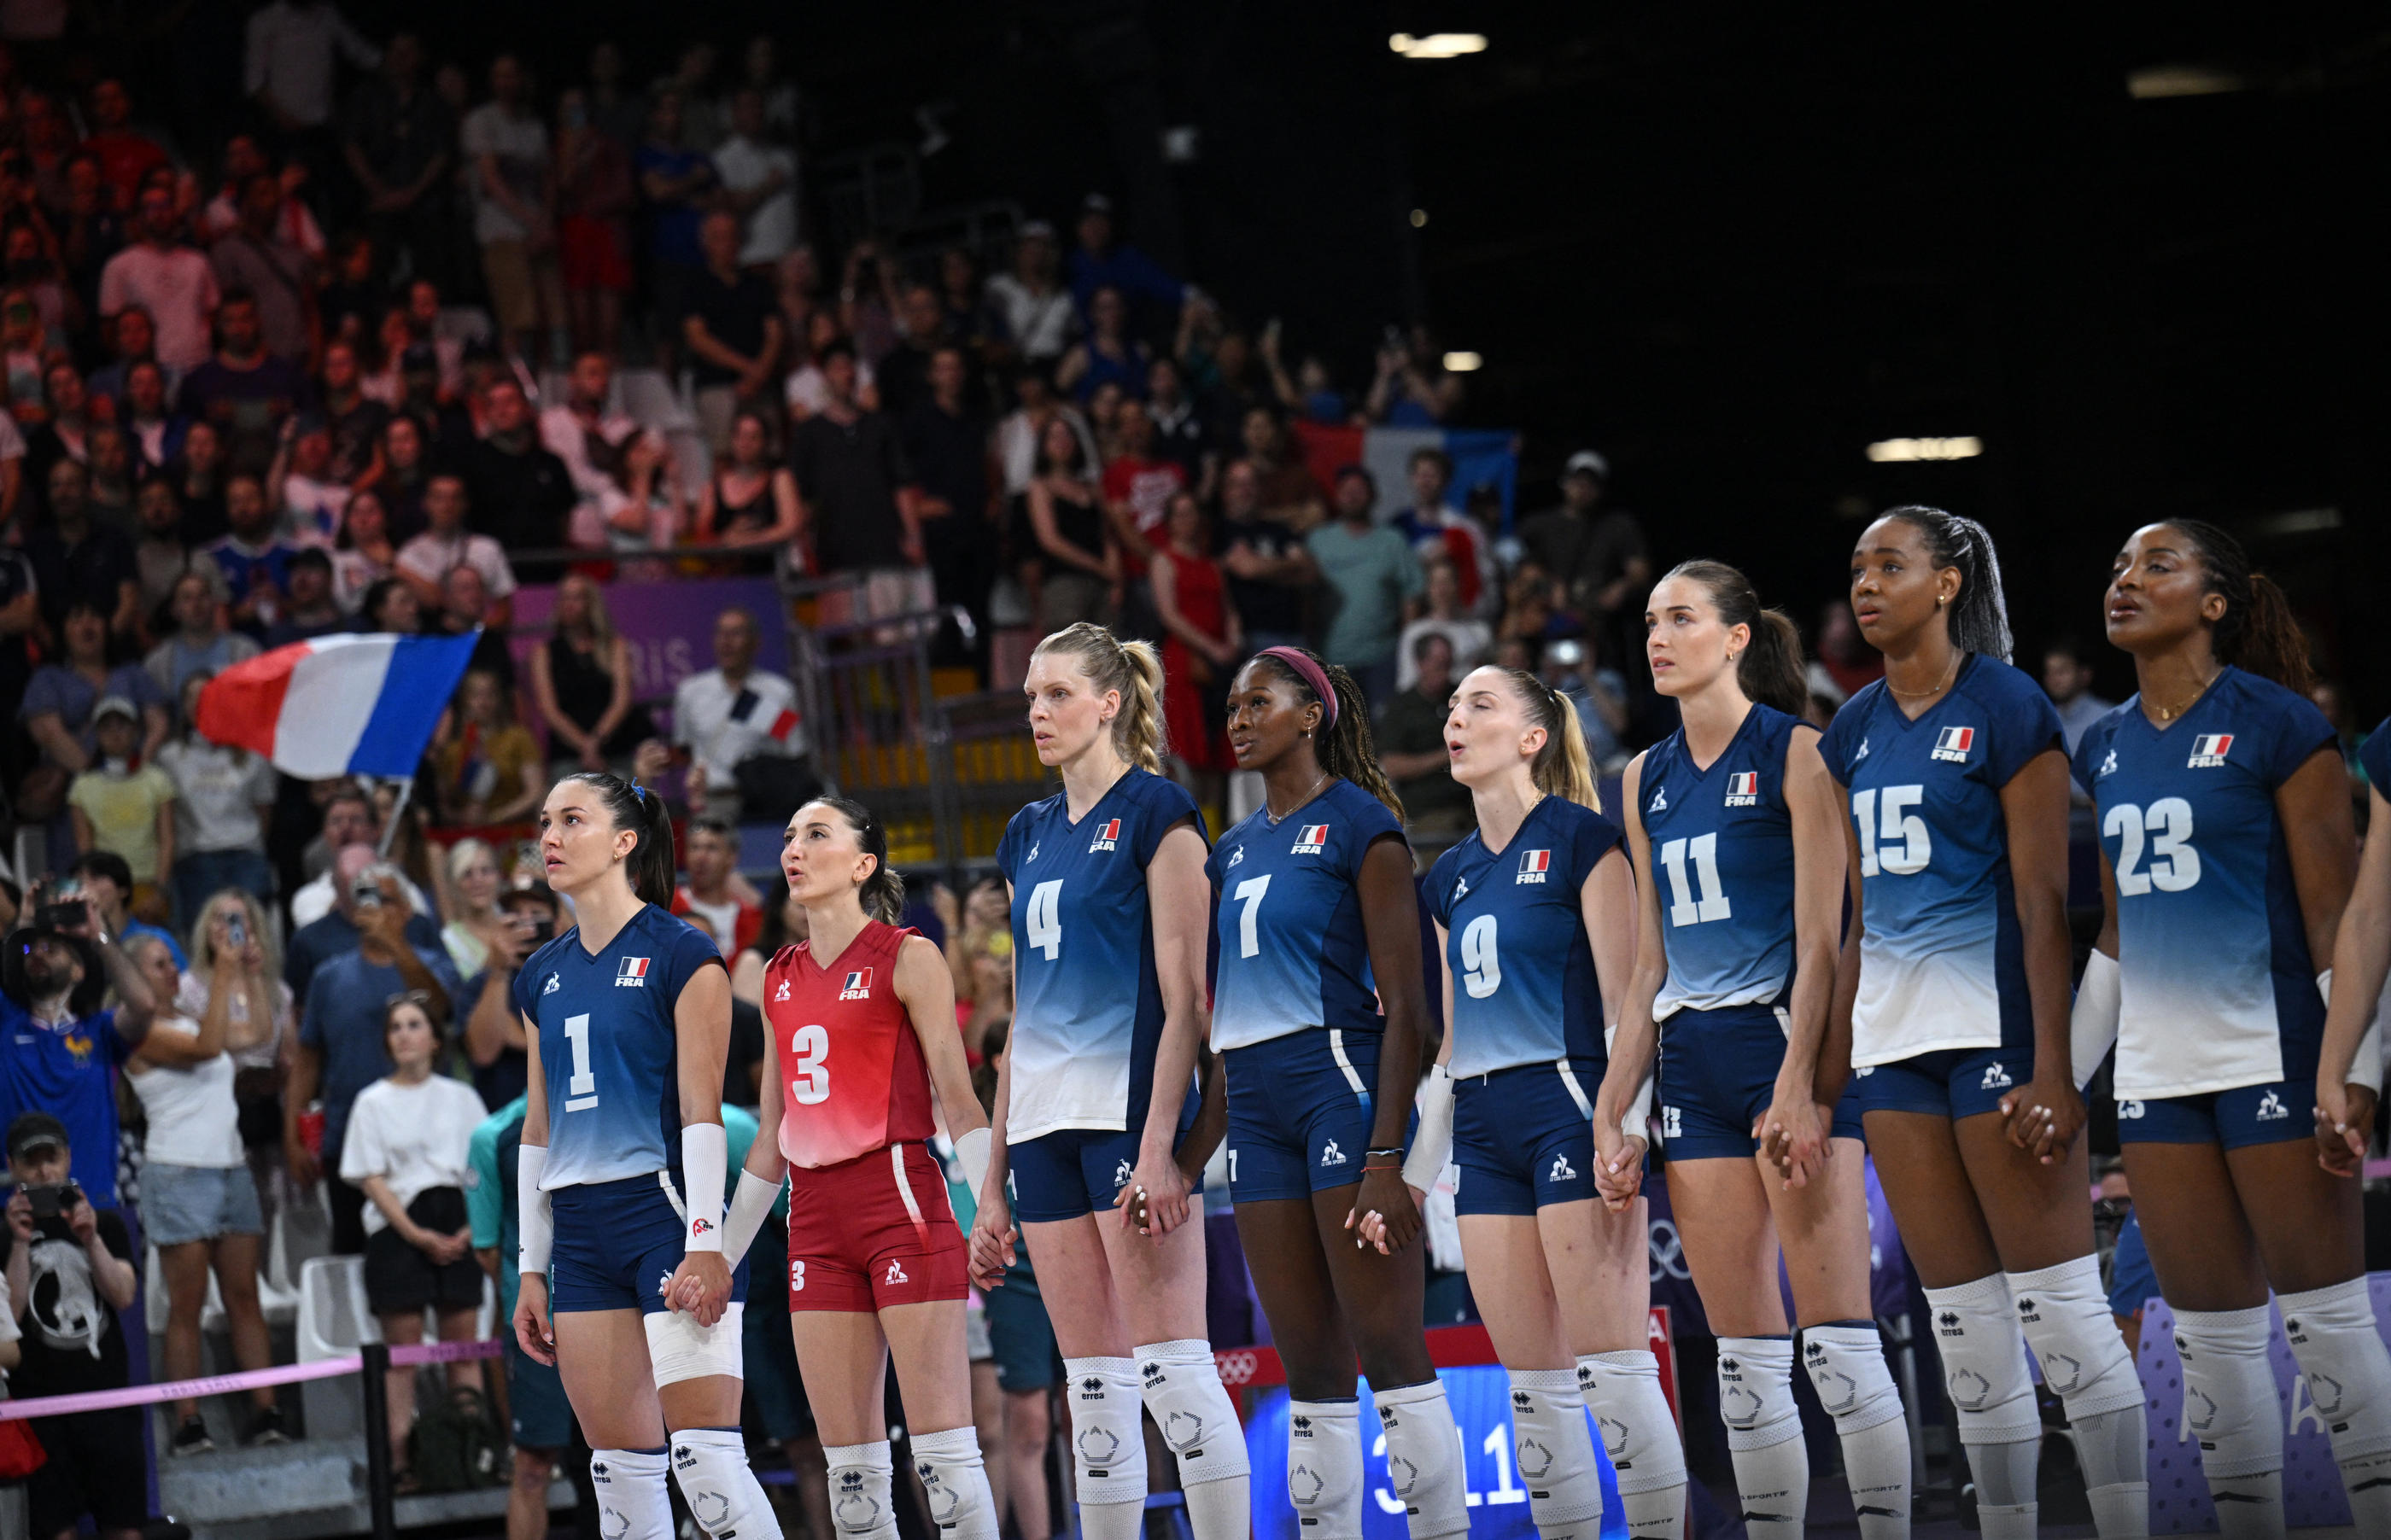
[[506, 503, 2391, 1540]]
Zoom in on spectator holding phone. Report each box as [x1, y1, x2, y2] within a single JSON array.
[[3, 1111, 143, 1540], [177, 890, 295, 1240], [0, 885, 161, 1209], [459, 884, 554, 1110]]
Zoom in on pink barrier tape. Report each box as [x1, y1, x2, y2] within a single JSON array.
[[388, 1338, 506, 1367], [0, 1337, 508, 1420]]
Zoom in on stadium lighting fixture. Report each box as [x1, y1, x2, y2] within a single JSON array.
[[2127, 64, 2248, 100], [1443, 351, 1483, 372], [1390, 33, 1488, 59], [1866, 436, 1982, 463]]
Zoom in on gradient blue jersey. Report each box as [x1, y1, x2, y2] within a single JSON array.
[[512, 904, 725, 1190], [2365, 720, 2391, 802], [1207, 779, 1406, 1052], [1817, 655, 2061, 1065], [1640, 704, 1809, 1018], [1427, 796, 1621, 1079], [999, 769, 1204, 1142], [2076, 668, 2335, 1099]]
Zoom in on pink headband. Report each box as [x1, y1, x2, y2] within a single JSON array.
[[1259, 646, 1338, 730]]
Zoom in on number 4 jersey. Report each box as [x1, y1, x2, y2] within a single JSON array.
[[512, 904, 727, 1190], [763, 921, 936, 1170], [2075, 667, 2337, 1100], [1817, 654, 2062, 1067]]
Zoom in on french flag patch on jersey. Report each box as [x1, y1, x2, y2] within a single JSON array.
[[1088, 817, 1121, 852], [1930, 726, 1975, 763], [1293, 823, 1330, 855], [839, 967, 874, 1000], [1724, 771, 1760, 807], [2189, 732, 2234, 768], [1517, 849, 1551, 884], [616, 956, 651, 988]]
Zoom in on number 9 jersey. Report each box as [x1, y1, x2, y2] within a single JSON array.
[[1816, 654, 2062, 1067], [512, 904, 728, 1191]]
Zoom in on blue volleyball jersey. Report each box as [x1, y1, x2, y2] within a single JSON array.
[[997, 768, 1204, 1142], [512, 904, 726, 1190], [1426, 796, 1622, 1079], [1816, 655, 2062, 1065], [2362, 718, 2391, 795], [1207, 778, 1408, 1052], [1638, 703, 1809, 1018], [2074, 668, 2337, 1100]]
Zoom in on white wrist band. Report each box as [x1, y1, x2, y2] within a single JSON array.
[[721, 1169, 782, 1268], [517, 1143, 552, 1279], [2071, 949, 2122, 1091], [954, 1128, 992, 1199], [1402, 1066, 1455, 1193], [680, 1122, 728, 1253]]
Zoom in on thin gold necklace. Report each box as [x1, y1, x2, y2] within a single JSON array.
[[2148, 668, 2219, 723], [1265, 771, 1331, 825], [1886, 650, 1960, 699]]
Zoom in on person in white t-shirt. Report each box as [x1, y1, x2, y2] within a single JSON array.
[[664, 607, 805, 817], [459, 55, 563, 361], [99, 188, 223, 376], [711, 90, 795, 271], [124, 931, 285, 1452], [395, 472, 516, 611], [340, 994, 488, 1485]]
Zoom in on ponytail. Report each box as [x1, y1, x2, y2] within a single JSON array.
[[1500, 669, 1599, 811], [1032, 621, 1167, 775], [804, 796, 908, 925], [563, 770, 677, 907], [1882, 505, 2014, 662], [2162, 520, 2314, 695], [1250, 646, 1405, 820], [1661, 559, 1809, 718]]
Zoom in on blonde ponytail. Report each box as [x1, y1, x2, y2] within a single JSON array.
[[1505, 669, 1599, 811], [1032, 621, 1169, 775]]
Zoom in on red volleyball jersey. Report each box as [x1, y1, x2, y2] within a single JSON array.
[[766, 922, 937, 1170]]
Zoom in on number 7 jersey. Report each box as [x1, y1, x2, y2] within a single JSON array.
[[1816, 654, 2062, 1066], [2074, 667, 2335, 1100]]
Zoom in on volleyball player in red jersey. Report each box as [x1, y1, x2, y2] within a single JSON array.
[[712, 796, 1002, 1540]]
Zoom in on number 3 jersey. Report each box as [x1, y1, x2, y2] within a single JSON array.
[[1818, 654, 2062, 1066], [763, 921, 935, 1170], [1207, 778, 1407, 1053], [2074, 667, 2336, 1100], [512, 904, 726, 1190], [1426, 795, 1622, 1079], [1636, 703, 1808, 1018], [998, 768, 1204, 1144]]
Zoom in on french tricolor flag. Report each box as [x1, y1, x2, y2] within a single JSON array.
[[1520, 849, 1551, 874], [619, 956, 652, 980], [2193, 733, 2234, 758], [1936, 726, 1975, 755], [1727, 772, 1759, 797], [196, 632, 480, 778]]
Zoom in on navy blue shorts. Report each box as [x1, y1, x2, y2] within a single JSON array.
[[506, 1337, 574, 1449], [1452, 1059, 1603, 1216], [1225, 1028, 1394, 1204], [2117, 1080, 2310, 1151], [1851, 1044, 2032, 1123], [1657, 1004, 1866, 1159], [549, 1173, 752, 1315], [1010, 1090, 1201, 1224]]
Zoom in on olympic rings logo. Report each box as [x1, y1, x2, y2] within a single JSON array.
[[1215, 1351, 1260, 1386]]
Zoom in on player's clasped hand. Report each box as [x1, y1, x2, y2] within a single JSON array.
[[968, 1185, 1016, 1291], [513, 1274, 557, 1367], [1117, 1147, 1191, 1239], [666, 1251, 733, 1326], [1348, 1176, 1426, 1255], [1343, 1164, 1419, 1256], [1996, 1071, 2084, 1164], [1754, 1088, 1831, 1190], [2315, 1081, 2378, 1179], [1591, 1121, 1646, 1211]]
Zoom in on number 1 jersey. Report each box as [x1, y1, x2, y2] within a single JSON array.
[[512, 904, 726, 1190]]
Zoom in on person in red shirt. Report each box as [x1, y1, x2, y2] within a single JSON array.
[[670, 817, 763, 958], [714, 796, 999, 1540], [83, 80, 172, 214], [1098, 399, 1187, 563]]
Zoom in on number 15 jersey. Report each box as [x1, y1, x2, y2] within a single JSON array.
[[1817, 654, 2061, 1067]]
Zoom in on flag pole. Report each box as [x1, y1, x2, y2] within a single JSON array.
[[377, 777, 416, 858]]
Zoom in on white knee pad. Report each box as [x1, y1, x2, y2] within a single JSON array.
[[1505, 1368, 1605, 1532], [1288, 1398, 1364, 1539], [590, 1447, 674, 1540], [1063, 1356, 1149, 1505], [1576, 1350, 1690, 1497], [2173, 1304, 2283, 1482], [1923, 1274, 2041, 1445], [2282, 1278, 2391, 1460], [1715, 1338, 1802, 1451], [2009, 1257, 2144, 1420], [909, 1426, 1000, 1540], [643, 1302, 745, 1386], [669, 1426, 771, 1540], [825, 1440, 899, 1540], [1801, 1321, 1904, 1434], [1137, 1339, 1252, 1487], [1375, 1377, 1471, 1539]]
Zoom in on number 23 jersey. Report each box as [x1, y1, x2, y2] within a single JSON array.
[[1817, 654, 2061, 1066], [512, 904, 726, 1190], [2074, 668, 2336, 1100]]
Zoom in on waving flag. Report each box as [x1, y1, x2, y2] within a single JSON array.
[[196, 631, 481, 778]]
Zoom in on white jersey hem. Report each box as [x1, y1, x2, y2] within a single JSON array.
[[1004, 1114, 1133, 1146], [1850, 1031, 2005, 1069]]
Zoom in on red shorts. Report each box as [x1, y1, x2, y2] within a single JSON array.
[[784, 1141, 968, 1313], [558, 214, 633, 293]]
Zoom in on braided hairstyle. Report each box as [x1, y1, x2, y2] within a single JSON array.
[[1032, 621, 1168, 775], [1661, 559, 1809, 717], [2158, 520, 2313, 695], [1880, 505, 2014, 662], [1495, 669, 1601, 811], [1248, 645, 1405, 820], [802, 796, 908, 925], [558, 770, 678, 907]]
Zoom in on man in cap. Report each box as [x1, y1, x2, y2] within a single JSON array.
[[0, 884, 160, 1208]]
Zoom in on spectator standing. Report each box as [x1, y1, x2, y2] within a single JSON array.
[[1143, 355, 1208, 493], [67, 696, 176, 890], [634, 90, 715, 362], [0, 893, 161, 1208], [340, 992, 488, 1485], [1066, 193, 1184, 326], [1020, 414, 1111, 632], [285, 796, 441, 972], [3, 1111, 144, 1540], [172, 419, 231, 545], [434, 564, 514, 680], [456, 378, 574, 555], [243, 0, 379, 164], [681, 208, 783, 458], [396, 471, 516, 611], [87, 309, 167, 423], [286, 852, 460, 1252], [317, 340, 387, 483], [456, 884, 547, 1110], [784, 309, 879, 422], [430, 668, 540, 826], [1373, 632, 1472, 836], [1056, 284, 1149, 405], [124, 930, 284, 1452], [669, 606, 806, 820], [146, 569, 261, 699], [208, 174, 317, 365], [901, 345, 995, 635], [527, 571, 649, 776], [552, 88, 634, 358], [119, 359, 187, 475], [992, 363, 1092, 498], [1388, 446, 1492, 615], [875, 282, 949, 421], [1517, 450, 1649, 656], [264, 547, 348, 645], [178, 293, 313, 473], [202, 473, 301, 635], [711, 89, 797, 272], [330, 487, 398, 611], [339, 33, 453, 288], [1364, 323, 1462, 427], [1219, 457, 1318, 656], [63, 850, 184, 967], [0, 541, 35, 739], [176, 891, 295, 1227], [539, 351, 643, 544], [986, 220, 1074, 365], [18, 601, 167, 849], [1806, 599, 1882, 704], [787, 341, 921, 578], [435, 837, 506, 977], [156, 673, 277, 920], [2042, 638, 2115, 757], [100, 185, 221, 376], [1394, 558, 1492, 691], [671, 816, 761, 957], [202, 135, 327, 262], [82, 80, 172, 215], [1150, 492, 1238, 797], [1234, 405, 1324, 528], [1306, 464, 1422, 711], [24, 460, 141, 639], [460, 55, 564, 364], [1098, 397, 1184, 552], [694, 408, 802, 554]]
